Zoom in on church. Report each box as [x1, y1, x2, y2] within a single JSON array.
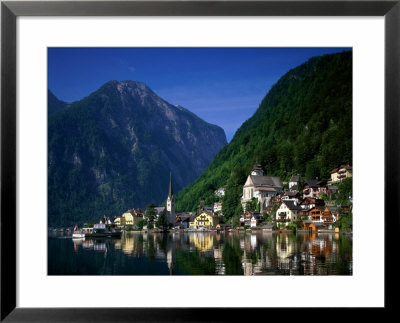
[[241, 163, 283, 212], [166, 171, 176, 225]]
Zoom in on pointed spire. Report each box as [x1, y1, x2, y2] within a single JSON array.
[[168, 171, 173, 198]]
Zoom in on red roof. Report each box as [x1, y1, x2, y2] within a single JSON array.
[[330, 165, 352, 173]]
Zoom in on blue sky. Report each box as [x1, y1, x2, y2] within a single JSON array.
[[48, 47, 351, 142]]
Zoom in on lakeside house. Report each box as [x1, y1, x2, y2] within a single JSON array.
[[307, 207, 325, 223], [275, 200, 302, 225], [121, 210, 134, 226], [175, 213, 195, 229], [120, 208, 144, 228], [239, 211, 262, 227], [301, 220, 325, 232], [189, 211, 220, 229]]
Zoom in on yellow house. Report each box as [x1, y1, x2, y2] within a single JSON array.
[[121, 212, 134, 226], [121, 209, 144, 227], [329, 165, 352, 184], [189, 211, 219, 229]]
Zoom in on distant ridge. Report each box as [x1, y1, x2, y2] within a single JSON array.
[[48, 90, 70, 115]]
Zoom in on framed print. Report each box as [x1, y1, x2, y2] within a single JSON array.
[[1, 0, 399, 321]]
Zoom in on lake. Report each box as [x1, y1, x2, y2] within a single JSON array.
[[48, 231, 352, 275]]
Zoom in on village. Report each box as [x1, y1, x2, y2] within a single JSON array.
[[103, 163, 353, 235]]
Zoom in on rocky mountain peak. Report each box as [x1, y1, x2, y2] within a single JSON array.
[[48, 80, 227, 226]]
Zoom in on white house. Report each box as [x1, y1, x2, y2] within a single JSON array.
[[289, 175, 301, 191], [275, 200, 302, 225], [213, 202, 223, 214], [214, 187, 226, 198]]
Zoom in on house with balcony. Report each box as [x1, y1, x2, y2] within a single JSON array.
[[307, 207, 325, 223], [189, 211, 219, 229], [322, 207, 335, 229], [302, 206, 335, 230], [240, 211, 262, 227], [299, 197, 325, 209], [302, 179, 327, 198], [280, 191, 301, 202], [275, 200, 302, 226], [329, 165, 352, 184]]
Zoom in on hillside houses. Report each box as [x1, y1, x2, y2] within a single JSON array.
[[302, 179, 327, 199], [111, 163, 352, 233], [329, 165, 352, 184], [289, 175, 301, 192]]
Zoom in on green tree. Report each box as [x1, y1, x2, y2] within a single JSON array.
[[245, 198, 259, 212], [145, 202, 157, 229], [337, 177, 352, 205], [136, 219, 145, 230], [262, 212, 273, 224], [156, 212, 168, 230], [334, 209, 352, 231], [222, 167, 247, 222]]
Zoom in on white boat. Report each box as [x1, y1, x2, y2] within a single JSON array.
[[72, 230, 85, 238], [72, 224, 85, 238]]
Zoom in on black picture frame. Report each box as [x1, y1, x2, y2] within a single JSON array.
[[1, 1, 398, 321]]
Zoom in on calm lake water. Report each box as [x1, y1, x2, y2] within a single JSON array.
[[48, 231, 352, 275]]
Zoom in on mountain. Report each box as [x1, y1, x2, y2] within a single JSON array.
[[48, 80, 227, 226], [175, 51, 352, 217], [48, 90, 69, 114]]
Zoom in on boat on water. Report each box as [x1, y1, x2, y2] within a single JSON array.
[[72, 223, 122, 238], [72, 231, 85, 238], [72, 224, 85, 238], [86, 223, 122, 238]]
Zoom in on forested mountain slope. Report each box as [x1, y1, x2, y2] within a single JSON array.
[[175, 52, 352, 216]]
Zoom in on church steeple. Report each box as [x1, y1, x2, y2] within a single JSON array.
[[168, 171, 173, 198], [166, 171, 175, 225], [251, 162, 264, 176]]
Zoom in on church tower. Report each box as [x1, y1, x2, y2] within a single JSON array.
[[251, 162, 264, 176], [166, 172, 175, 225]]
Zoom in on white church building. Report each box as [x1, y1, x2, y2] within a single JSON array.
[[241, 163, 283, 212]]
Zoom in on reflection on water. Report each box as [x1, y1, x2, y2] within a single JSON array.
[[48, 231, 352, 275]]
